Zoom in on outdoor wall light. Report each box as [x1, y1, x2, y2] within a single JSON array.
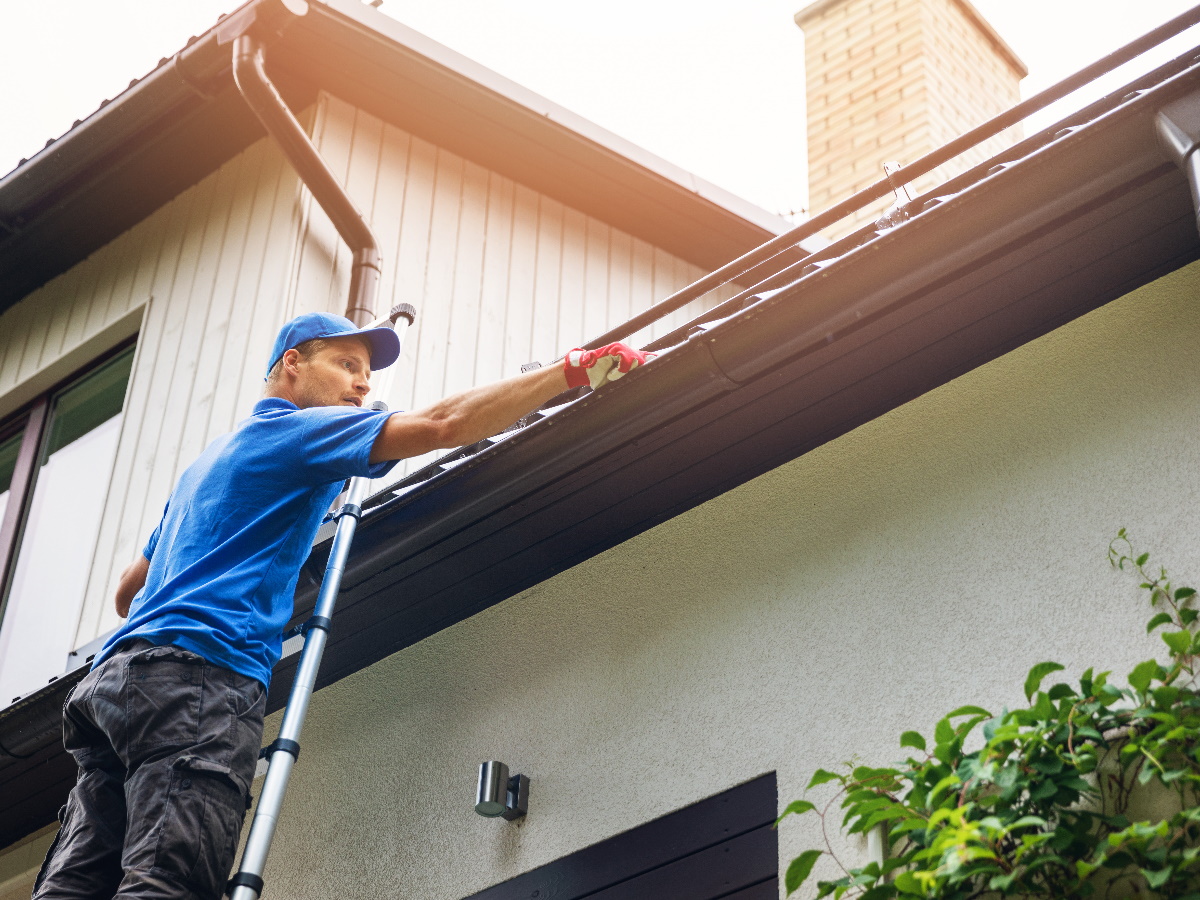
[[475, 761, 529, 820]]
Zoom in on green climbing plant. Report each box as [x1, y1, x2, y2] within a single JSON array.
[[778, 530, 1200, 899]]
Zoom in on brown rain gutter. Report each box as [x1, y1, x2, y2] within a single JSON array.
[[232, 29, 381, 325]]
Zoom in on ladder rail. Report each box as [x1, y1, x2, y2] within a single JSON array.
[[229, 311, 413, 900]]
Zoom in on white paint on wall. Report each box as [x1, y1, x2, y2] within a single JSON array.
[[236, 260, 1200, 899]]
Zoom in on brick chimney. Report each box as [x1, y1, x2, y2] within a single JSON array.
[[795, 0, 1027, 238]]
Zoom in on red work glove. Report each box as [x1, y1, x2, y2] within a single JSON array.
[[563, 343, 654, 389]]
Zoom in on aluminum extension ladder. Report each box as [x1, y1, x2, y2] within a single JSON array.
[[227, 303, 415, 900]]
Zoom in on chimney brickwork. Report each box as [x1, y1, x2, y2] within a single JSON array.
[[796, 0, 1026, 238]]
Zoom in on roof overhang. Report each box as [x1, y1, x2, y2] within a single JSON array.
[[0, 0, 794, 315]]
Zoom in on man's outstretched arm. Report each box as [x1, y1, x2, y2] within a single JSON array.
[[114, 554, 150, 618], [369, 343, 650, 464]]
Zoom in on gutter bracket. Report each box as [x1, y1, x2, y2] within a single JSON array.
[[171, 52, 219, 102], [215, 6, 260, 46], [875, 161, 915, 231], [689, 331, 743, 392], [1155, 90, 1200, 238]]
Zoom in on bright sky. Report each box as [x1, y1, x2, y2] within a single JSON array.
[[2, 1, 1198, 220]]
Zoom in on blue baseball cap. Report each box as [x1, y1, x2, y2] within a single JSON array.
[[266, 312, 401, 378]]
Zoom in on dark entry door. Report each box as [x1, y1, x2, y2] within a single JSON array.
[[466, 772, 777, 900]]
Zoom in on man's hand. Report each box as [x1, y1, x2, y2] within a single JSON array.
[[563, 343, 654, 390], [115, 555, 150, 618]]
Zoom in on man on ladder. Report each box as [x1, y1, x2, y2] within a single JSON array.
[[32, 310, 650, 900]]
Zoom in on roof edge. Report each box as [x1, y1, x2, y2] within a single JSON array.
[[307, 0, 794, 235], [0, 0, 790, 238]]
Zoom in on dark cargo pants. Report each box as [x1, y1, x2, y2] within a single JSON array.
[[33, 641, 266, 900]]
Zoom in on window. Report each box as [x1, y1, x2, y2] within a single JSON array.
[[466, 773, 778, 900], [0, 342, 136, 704]]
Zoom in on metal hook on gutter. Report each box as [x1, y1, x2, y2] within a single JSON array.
[[232, 32, 382, 326], [1156, 90, 1200, 238]]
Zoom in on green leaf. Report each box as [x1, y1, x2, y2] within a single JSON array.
[[1025, 662, 1065, 702], [1143, 867, 1173, 889], [1058, 775, 1092, 794], [785, 850, 823, 895], [934, 716, 954, 746], [1129, 659, 1161, 693], [775, 800, 815, 826], [893, 872, 921, 894], [899, 731, 926, 752], [807, 769, 841, 790], [1181, 608, 1198, 625], [946, 704, 991, 719], [1176, 587, 1196, 601], [1162, 630, 1191, 656], [1137, 552, 1150, 566], [1152, 685, 1180, 706], [1146, 612, 1174, 633], [1033, 691, 1055, 721], [1048, 683, 1075, 701], [1030, 780, 1057, 801], [1010, 815, 1048, 829]]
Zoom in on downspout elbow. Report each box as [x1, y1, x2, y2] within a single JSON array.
[[232, 33, 381, 325]]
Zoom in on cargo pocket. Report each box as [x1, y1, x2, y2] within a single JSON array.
[[125, 647, 206, 754], [152, 756, 248, 898]]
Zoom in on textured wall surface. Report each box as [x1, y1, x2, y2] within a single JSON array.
[[798, 0, 1024, 237], [0, 94, 727, 683], [0, 826, 52, 900], [217, 260, 1198, 900]]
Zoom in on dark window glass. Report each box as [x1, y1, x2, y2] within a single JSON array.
[[0, 426, 23, 527]]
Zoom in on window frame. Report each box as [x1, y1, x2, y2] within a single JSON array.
[[0, 336, 138, 616]]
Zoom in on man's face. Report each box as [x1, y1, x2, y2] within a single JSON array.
[[289, 336, 373, 409]]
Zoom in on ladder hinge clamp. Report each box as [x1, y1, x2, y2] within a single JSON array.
[[260, 738, 300, 761], [228, 872, 265, 897]]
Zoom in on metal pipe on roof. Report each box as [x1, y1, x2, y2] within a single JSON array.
[[581, 2, 1200, 353], [232, 32, 382, 326]]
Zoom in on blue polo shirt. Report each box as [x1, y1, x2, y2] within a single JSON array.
[[94, 398, 397, 687]]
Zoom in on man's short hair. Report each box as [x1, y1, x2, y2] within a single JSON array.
[[264, 337, 330, 388]]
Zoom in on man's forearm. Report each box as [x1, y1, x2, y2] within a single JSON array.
[[115, 554, 150, 618], [420, 365, 568, 447], [371, 365, 568, 462]]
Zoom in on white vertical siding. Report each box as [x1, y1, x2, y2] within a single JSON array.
[[0, 133, 310, 656], [0, 90, 742, 661], [303, 93, 736, 478]]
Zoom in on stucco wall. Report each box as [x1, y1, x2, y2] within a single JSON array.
[[241, 259, 1200, 899]]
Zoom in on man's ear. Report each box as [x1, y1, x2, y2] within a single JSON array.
[[281, 347, 303, 376]]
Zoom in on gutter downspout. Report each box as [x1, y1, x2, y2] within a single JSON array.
[[232, 32, 382, 325], [1156, 90, 1200, 239]]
